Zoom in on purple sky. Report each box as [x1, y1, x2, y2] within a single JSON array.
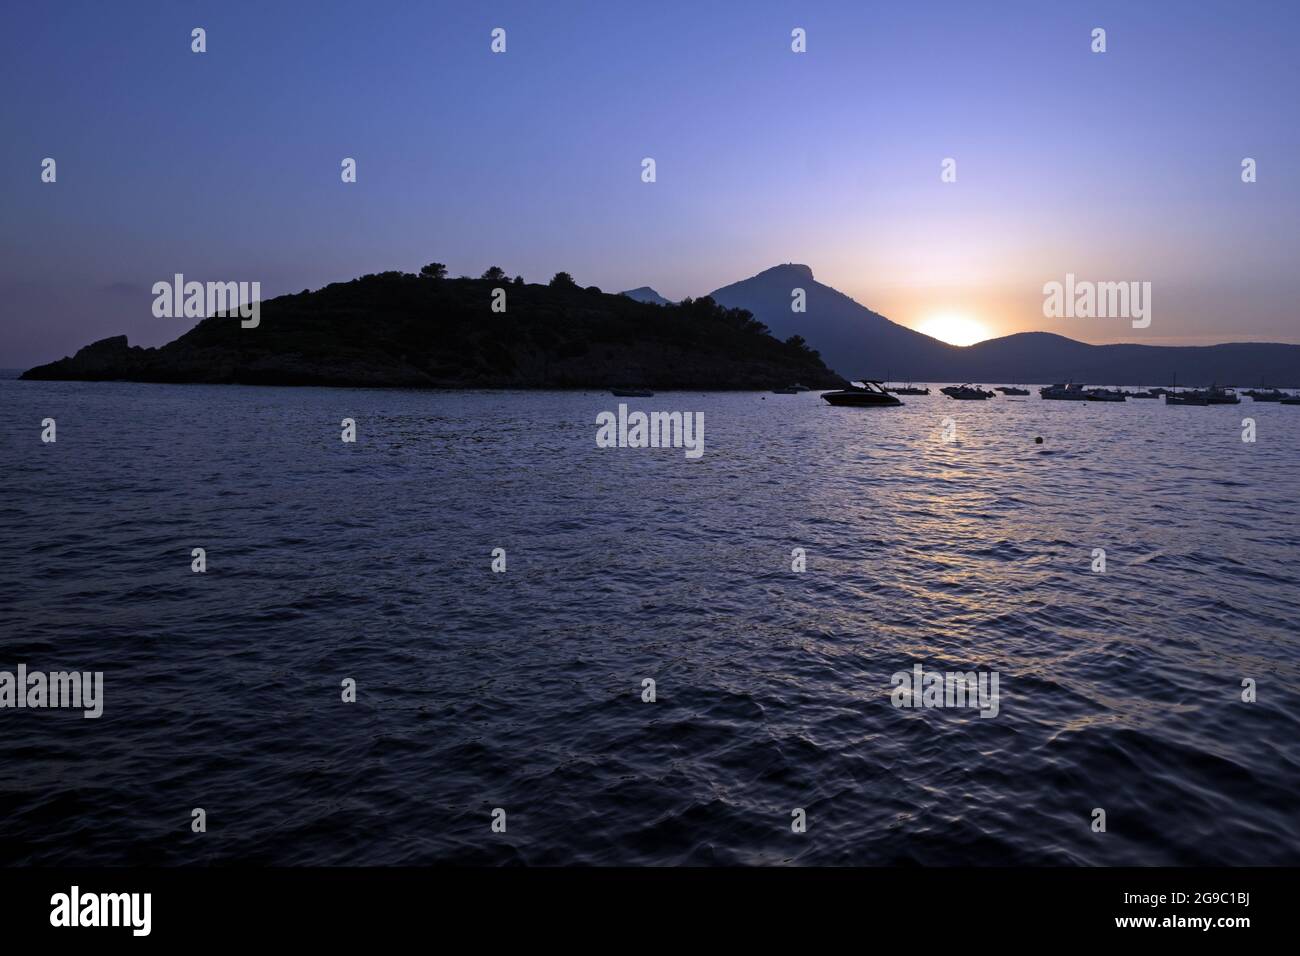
[[3, 0, 1297, 366]]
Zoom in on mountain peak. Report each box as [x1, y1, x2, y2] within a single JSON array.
[[754, 263, 814, 282], [619, 286, 673, 306]]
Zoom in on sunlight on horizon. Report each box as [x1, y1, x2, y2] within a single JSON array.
[[914, 313, 991, 347]]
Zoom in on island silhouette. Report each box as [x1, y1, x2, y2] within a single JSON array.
[[22, 267, 843, 390]]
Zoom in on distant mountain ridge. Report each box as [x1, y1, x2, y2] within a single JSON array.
[[708, 264, 1300, 386], [619, 286, 673, 306]]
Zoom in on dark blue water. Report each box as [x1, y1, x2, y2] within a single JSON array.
[[2, 378, 1298, 865]]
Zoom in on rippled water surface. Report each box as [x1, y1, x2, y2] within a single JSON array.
[[2, 379, 1298, 865]]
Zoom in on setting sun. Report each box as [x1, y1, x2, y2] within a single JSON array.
[[915, 313, 991, 347]]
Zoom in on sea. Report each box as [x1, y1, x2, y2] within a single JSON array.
[[2, 376, 1298, 865]]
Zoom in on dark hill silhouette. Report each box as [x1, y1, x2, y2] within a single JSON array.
[[710, 264, 1300, 385], [21, 271, 844, 390], [960, 332, 1300, 386]]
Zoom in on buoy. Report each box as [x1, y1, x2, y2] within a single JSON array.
[[1035, 436, 1044, 444]]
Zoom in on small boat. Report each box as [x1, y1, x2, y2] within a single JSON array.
[[1281, 394, 1300, 405], [821, 380, 903, 407], [1245, 388, 1286, 402], [1039, 383, 1088, 400], [889, 384, 931, 395], [995, 386, 1030, 396], [1084, 388, 1126, 402], [1126, 390, 1158, 399], [611, 388, 654, 397], [1165, 390, 1208, 406], [1205, 384, 1241, 404], [941, 384, 995, 400]]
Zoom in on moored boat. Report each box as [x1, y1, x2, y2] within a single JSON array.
[[889, 384, 931, 395], [996, 386, 1030, 396], [1084, 388, 1126, 402], [941, 384, 995, 400], [1245, 388, 1286, 402], [1040, 383, 1088, 400], [821, 380, 904, 407]]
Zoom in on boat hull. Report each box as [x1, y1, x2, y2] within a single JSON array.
[[940, 385, 995, 400], [1039, 386, 1088, 400], [821, 391, 903, 407]]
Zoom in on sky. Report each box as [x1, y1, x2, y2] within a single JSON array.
[[2, 0, 1298, 367]]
